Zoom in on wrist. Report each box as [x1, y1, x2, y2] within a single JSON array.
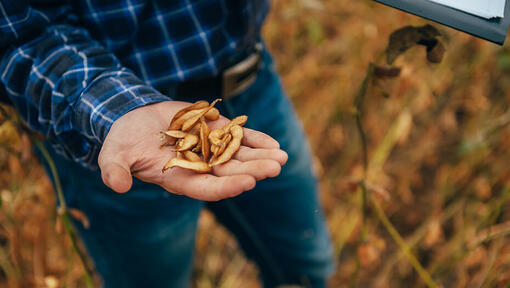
[[75, 72, 170, 143]]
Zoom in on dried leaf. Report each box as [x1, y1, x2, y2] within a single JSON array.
[[386, 24, 444, 64], [426, 41, 445, 63]]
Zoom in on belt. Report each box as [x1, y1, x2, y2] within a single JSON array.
[[176, 42, 263, 100]]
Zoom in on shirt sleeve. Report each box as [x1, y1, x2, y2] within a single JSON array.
[[0, 1, 170, 169]]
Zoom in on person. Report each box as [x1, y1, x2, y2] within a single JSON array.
[[0, 0, 335, 287]]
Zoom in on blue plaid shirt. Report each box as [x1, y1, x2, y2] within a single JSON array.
[[0, 0, 268, 168]]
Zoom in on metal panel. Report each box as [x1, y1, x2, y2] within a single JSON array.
[[372, 0, 510, 45]]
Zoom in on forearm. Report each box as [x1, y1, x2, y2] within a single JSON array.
[[0, 2, 170, 168]]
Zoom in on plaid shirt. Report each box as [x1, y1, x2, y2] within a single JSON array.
[[0, 0, 268, 168]]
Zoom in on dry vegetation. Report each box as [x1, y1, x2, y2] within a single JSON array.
[[2, 0, 510, 287]]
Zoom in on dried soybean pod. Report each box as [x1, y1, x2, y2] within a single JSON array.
[[173, 100, 209, 120], [168, 108, 206, 130], [204, 107, 220, 121], [181, 99, 221, 131], [207, 115, 247, 145], [162, 158, 211, 173], [161, 129, 187, 146], [222, 115, 248, 132], [160, 141, 173, 148], [200, 117, 211, 161], [188, 122, 201, 136], [162, 130, 187, 138], [175, 138, 183, 147], [210, 125, 243, 166], [192, 140, 202, 153], [182, 150, 201, 162], [208, 129, 224, 146], [209, 133, 232, 164], [216, 133, 232, 156], [176, 134, 199, 151]]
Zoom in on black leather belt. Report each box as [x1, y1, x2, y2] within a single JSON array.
[[176, 43, 263, 100]]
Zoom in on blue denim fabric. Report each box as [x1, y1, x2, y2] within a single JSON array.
[[41, 48, 335, 288]]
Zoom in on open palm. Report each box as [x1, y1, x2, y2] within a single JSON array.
[[98, 101, 288, 201]]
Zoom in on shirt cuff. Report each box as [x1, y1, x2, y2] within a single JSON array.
[[74, 69, 171, 143]]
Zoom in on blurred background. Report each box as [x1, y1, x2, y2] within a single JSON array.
[[2, 0, 510, 287]]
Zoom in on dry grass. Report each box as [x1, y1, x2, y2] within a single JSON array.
[[2, 0, 510, 287]]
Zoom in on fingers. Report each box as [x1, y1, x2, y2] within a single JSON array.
[[98, 139, 133, 193], [162, 173, 256, 201], [100, 161, 133, 193], [212, 159, 282, 180], [242, 127, 280, 149], [234, 146, 288, 165]]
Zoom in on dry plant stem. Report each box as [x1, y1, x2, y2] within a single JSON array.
[[34, 141, 95, 288], [359, 181, 368, 241], [432, 187, 510, 276], [371, 198, 438, 288], [349, 258, 361, 288], [347, 63, 375, 287], [477, 239, 502, 288], [471, 220, 510, 248], [373, 201, 463, 285], [0, 243, 17, 285], [484, 187, 510, 238], [351, 59, 438, 288], [353, 63, 374, 173]]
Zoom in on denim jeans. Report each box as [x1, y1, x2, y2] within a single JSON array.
[[41, 48, 335, 288]]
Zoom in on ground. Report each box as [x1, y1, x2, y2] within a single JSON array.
[[1, 0, 510, 287]]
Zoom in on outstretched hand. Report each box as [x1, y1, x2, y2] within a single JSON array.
[[98, 101, 288, 201]]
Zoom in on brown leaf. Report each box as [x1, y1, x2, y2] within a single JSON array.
[[386, 24, 444, 64], [426, 41, 445, 63]]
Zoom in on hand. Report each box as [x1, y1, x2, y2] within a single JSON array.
[[98, 101, 288, 201]]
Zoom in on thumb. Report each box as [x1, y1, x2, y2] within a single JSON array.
[[100, 161, 133, 193]]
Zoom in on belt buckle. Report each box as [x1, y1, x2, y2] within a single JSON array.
[[222, 43, 262, 99]]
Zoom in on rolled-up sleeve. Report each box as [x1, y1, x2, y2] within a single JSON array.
[[0, 1, 170, 168]]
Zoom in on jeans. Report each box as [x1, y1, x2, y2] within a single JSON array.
[[41, 48, 335, 288]]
